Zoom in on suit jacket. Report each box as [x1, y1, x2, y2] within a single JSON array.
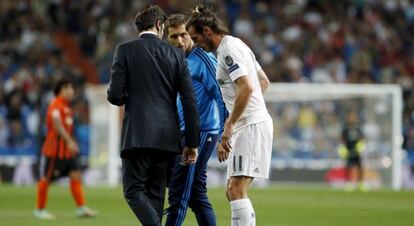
[[107, 33, 200, 153]]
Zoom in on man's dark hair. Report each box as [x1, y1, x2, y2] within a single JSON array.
[[54, 78, 73, 95], [165, 14, 188, 35], [186, 5, 228, 35], [134, 5, 167, 33]]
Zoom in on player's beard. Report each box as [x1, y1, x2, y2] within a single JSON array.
[[204, 37, 215, 52]]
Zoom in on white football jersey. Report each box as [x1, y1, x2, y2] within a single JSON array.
[[216, 35, 271, 130]]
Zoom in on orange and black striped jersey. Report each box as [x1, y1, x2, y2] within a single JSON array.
[[42, 96, 75, 159]]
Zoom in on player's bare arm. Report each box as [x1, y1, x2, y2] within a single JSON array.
[[52, 111, 79, 153], [218, 75, 253, 162], [257, 69, 270, 93]]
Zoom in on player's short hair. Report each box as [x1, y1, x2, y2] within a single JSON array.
[[186, 5, 228, 35], [54, 78, 74, 96], [134, 5, 167, 33], [165, 14, 188, 35]]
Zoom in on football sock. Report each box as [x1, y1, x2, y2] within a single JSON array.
[[70, 179, 85, 207], [36, 179, 49, 209], [230, 198, 253, 226]]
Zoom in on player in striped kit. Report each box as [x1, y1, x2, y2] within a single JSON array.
[[34, 79, 96, 220]]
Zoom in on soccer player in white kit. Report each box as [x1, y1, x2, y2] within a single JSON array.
[[187, 5, 273, 226]]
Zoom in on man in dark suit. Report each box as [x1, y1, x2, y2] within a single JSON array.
[[107, 5, 200, 226]]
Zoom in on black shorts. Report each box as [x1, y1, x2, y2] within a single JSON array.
[[346, 156, 362, 168], [39, 155, 81, 181]]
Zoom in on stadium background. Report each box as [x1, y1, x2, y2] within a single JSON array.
[[1, 0, 414, 225]]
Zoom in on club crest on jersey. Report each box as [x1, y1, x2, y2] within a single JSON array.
[[225, 56, 233, 66]]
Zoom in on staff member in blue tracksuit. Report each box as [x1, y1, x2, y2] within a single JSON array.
[[165, 14, 227, 226]]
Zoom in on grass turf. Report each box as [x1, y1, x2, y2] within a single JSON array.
[[0, 184, 413, 226]]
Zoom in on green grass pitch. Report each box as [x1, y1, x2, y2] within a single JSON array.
[[0, 184, 413, 226]]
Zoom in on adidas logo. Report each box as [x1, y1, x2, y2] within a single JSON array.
[[253, 167, 260, 173], [207, 137, 212, 142]]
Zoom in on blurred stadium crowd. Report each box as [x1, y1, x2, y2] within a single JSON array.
[[0, 0, 414, 170]]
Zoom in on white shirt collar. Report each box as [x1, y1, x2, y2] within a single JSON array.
[[139, 31, 158, 37]]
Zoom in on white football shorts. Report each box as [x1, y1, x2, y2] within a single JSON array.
[[226, 119, 273, 179]]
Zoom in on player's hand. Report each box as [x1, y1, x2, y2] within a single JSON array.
[[217, 142, 230, 162], [221, 121, 233, 152], [68, 139, 79, 154], [218, 121, 233, 162], [182, 147, 198, 165]]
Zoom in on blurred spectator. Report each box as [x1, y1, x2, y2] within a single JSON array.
[[0, 117, 8, 147], [7, 119, 31, 148]]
